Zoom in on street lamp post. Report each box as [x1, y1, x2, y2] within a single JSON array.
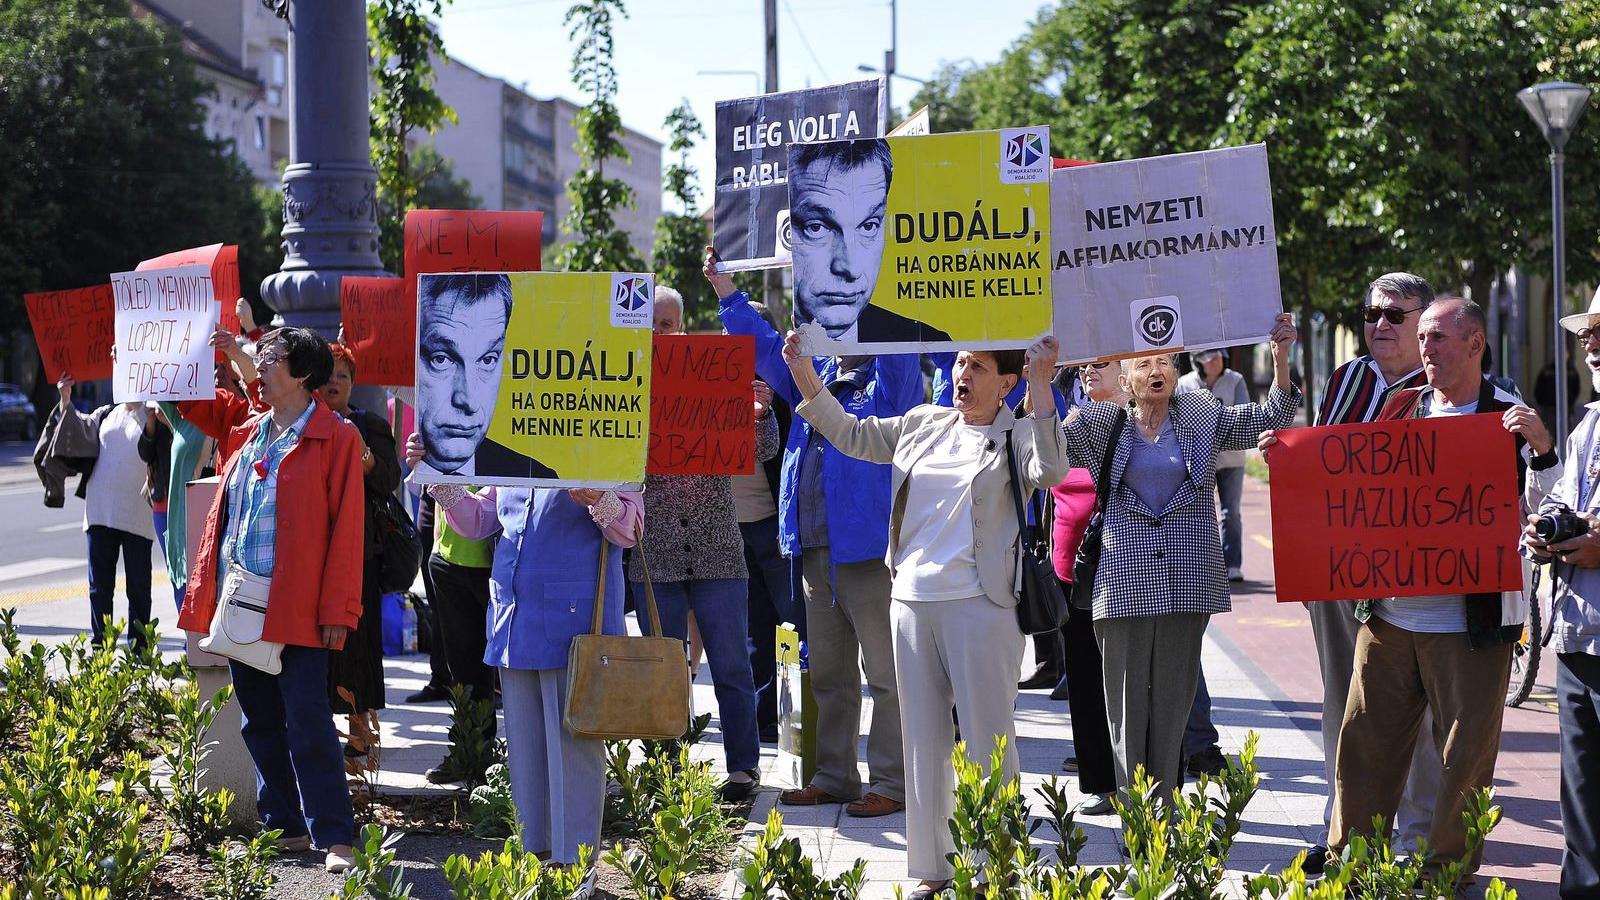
[[1519, 81, 1593, 442]]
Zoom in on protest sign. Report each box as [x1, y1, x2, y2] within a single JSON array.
[[137, 244, 240, 334], [401, 209, 544, 385], [339, 276, 409, 385], [1051, 144, 1281, 364], [25, 284, 116, 382], [648, 334, 756, 475], [1267, 415, 1524, 602], [412, 271, 651, 489], [790, 127, 1053, 355], [889, 106, 930, 137], [713, 78, 885, 273], [111, 265, 219, 402]]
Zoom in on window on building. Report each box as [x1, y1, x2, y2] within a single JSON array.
[[254, 115, 267, 150], [268, 48, 286, 106]]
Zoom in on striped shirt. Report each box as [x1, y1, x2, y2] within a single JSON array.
[[223, 401, 317, 577], [1316, 356, 1426, 426]]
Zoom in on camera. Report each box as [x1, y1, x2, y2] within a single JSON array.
[[1535, 505, 1591, 545]]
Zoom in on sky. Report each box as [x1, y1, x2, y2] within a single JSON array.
[[433, 0, 1051, 213]]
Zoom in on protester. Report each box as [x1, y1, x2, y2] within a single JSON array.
[[633, 285, 780, 802], [407, 434, 641, 892], [1178, 349, 1249, 580], [1524, 288, 1600, 898], [175, 327, 364, 874], [318, 343, 400, 753], [1061, 314, 1299, 799], [421, 489, 497, 782], [407, 491, 459, 704], [1323, 297, 1556, 879], [57, 375, 158, 650], [154, 397, 215, 612], [785, 332, 1066, 895], [709, 246, 918, 818], [1259, 273, 1439, 871]]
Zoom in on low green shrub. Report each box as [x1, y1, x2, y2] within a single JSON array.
[[467, 762, 517, 839], [736, 807, 866, 900], [443, 840, 593, 900], [156, 680, 236, 850], [335, 824, 415, 900], [605, 746, 733, 900], [204, 830, 280, 900], [433, 685, 502, 789]]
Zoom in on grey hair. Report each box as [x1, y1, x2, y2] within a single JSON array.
[[1120, 353, 1177, 375], [654, 286, 684, 316], [1367, 272, 1435, 308], [1425, 295, 1487, 337]]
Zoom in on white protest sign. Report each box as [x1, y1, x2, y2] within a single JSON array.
[[1051, 144, 1282, 364], [111, 264, 218, 402], [888, 106, 930, 137]]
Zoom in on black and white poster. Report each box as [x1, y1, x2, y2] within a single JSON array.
[[712, 78, 885, 273]]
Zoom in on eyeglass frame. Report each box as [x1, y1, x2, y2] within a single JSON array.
[[1361, 305, 1425, 326]]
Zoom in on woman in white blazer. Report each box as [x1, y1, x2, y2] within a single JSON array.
[[782, 332, 1068, 899]]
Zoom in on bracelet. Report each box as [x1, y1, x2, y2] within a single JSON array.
[[588, 491, 623, 528]]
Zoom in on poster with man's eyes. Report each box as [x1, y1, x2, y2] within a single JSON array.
[[411, 272, 652, 490], [789, 127, 1054, 355]]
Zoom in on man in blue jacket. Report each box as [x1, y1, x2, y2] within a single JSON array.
[[706, 247, 920, 817]]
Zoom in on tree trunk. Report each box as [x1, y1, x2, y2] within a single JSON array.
[[1466, 265, 1496, 376], [1300, 274, 1316, 426]]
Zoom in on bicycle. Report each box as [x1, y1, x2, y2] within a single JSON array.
[[1506, 563, 1548, 708]]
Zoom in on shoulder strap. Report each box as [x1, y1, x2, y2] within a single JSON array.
[[1093, 408, 1128, 510], [1004, 429, 1027, 537]]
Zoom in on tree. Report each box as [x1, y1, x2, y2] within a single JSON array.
[[413, 144, 482, 211], [555, 0, 643, 273], [369, 0, 457, 273], [651, 101, 716, 329]]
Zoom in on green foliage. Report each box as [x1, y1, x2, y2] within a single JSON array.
[[156, 680, 237, 850], [945, 737, 1042, 900], [653, 100, 717, 329], [555, 0, 644, 273], [443, 839, 593, 900], [736, 807, 866, 900], [335, 824, 415, 900], [604, 745, 733, 900], [204, 831, 281, 900], [435, 683, 504, 789], [368, 0, 459, 273], [468, 762, 517, 839]]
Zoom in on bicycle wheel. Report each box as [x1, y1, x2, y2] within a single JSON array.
[[1507, 580, 1542, 708]]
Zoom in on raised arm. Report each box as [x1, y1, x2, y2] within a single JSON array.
[[784, 332, 908, 464], [1217, 315, 1302, 452]]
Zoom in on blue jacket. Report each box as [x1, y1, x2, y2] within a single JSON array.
[[928, 352, 1069, 414], [719, 291, 923, 563]]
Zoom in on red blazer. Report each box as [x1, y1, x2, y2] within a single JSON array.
[[176, 392, 366, 649]]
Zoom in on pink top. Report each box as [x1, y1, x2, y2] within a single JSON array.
[[1050, 468, 1097, 582], [440, 486, 643, 549]]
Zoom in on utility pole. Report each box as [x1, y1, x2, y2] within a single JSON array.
[[763, 0, 784, 315], [883, 0, 896, 126]]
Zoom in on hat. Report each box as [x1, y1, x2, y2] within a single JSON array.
[[1559, 285, 1600, 334]]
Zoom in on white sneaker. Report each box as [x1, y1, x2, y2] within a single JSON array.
[[1227, 567, 1244, 582], [1077, 793, 1114, 816], [325, 844, 355, 874]]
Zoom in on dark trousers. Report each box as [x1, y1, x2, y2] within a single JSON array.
[[415, 495, 453, 689], [741, 516, 798, 730], [1560, 651, 1600, 898], [231, 646, 355, 849], [1058, 582, 1117, 795], [428, 553, 496, 721], [1184, 666, 1221, 758], [86, 524, 153, 650]]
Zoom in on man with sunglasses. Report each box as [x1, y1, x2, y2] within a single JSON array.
[[1261, 272, 1440, 872]]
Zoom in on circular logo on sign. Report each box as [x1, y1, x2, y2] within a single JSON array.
[[1138, 305, 1179, 346], [778, 214, 793, 252]]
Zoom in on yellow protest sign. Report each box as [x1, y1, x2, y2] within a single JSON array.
[[412, 271, 652, 490], [791, 127, 1052, 355]]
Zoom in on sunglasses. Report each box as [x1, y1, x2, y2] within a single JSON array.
[[1579, 327, 1598, 342], [1362, 305, 1422, 326], [1084, 361, 1113, 370]]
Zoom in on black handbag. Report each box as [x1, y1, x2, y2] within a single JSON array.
[[1004, 430, 1071, 635], [1070, 408, 1128, 611], [373, 490, 422, 595]]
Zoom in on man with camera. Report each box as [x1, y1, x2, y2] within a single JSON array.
[[1523, 289, 1600, 898]]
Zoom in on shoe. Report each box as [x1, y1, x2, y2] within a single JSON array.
[[425, 764, 465, 785], [1227, 567, 1245, 582], [759, 723, 779, 743], [1060, 756, 1079, 773], [845, 791, 904, 817], [325, 844, 356, 874], [569, 865, 598, 900], [277, 833, 312, 853], [779, 783, 847, 806], [1017, 666, 1062, 690], [405, 683, 452, 704], [1186, 746, 1227, 777], [718, 771, 760, 803], [908, 880, 950, 900], [1048, 677, 1071, 701], [1297, 844, 1327, 876], [1076, 793, 1114, 816]]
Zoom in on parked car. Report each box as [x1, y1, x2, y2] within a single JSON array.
[[0, 384, 38, 442]]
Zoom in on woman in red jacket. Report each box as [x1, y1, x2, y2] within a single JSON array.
[[177, 327, 365, 874]]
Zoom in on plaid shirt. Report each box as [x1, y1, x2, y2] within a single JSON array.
[[223, 400, 317, 577]]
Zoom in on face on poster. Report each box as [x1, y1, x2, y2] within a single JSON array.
[[111, 264, 219, 402], [790, 128, 1053, 356], [713, 78, 884, 273], [412, 272, 652, 490], [1051, 144, 1282, 365]]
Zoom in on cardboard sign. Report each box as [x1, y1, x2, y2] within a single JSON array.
[[790, 127, 1053, 355], [111, 265, 219, 402], [25, 284, 116, 382], [412, 272, 651, 490], [889, 106, 930, 137], [137, 244, 240, 334], [402, 209, 544, 385], [647, 334, 756, 475], [339, 276, 409, 386], [1268, 415, 1524, 602], [1051, 144, 1281, 364], [713, 79, 885, 273]]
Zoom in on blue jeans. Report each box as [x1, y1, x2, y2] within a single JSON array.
[[1216, 467, 1245, 570], [636, 577, 761, 773], [741, 516, 799, 730], [86, 525, 152, 650], [230, 646, 355, 849], [1183, 666, 1220, 758]]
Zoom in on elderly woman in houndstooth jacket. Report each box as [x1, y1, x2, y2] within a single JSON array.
[[1060, 314, 1300, 799]]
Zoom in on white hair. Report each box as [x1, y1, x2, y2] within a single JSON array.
[[654, 286, 684, 316]]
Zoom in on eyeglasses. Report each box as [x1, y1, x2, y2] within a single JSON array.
[[1362, 305, 1422, 326], [1085, 361, 1113, 370], [1578, 327, 1599, 343]]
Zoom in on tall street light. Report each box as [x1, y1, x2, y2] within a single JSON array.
[[1519, 81, 1593, 441]]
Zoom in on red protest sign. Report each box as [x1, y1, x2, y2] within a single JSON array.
[[137, 243, 241, 334], [402, 210, 544, 385], [647, 334, 757, 475], [25, 284, 115, 382], [339, 277, 408, 386], [1268, 414, 1523, 602]]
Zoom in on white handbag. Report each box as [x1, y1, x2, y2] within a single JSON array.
[[200, 565, 285, 675]]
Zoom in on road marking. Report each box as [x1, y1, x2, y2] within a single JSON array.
[[0, 571, 172, 610], [1251, 534, 1273, 550], [0, 557, 81, 584], [39, 522, 80, 533]]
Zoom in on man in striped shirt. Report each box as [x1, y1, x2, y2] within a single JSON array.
[[1263, 272, 1437, 873]]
